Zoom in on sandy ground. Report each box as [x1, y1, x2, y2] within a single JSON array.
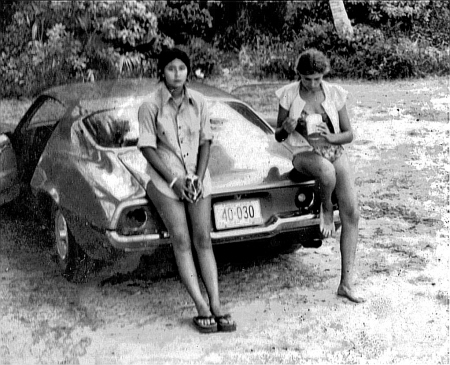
[[0, 77, 449, 364]]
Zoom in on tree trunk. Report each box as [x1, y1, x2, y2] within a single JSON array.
[[329, 0, 353, 38]]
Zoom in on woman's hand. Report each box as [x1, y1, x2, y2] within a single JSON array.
[[317, 123, 337, 143], [186, 174, 202, 203], [281, 117, 298, 134], [172, 177, 195, 203], [176, 174, 204, 203]]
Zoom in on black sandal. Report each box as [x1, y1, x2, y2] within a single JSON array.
[[193, 316, 218, 334], [214, 313, 237, 332]]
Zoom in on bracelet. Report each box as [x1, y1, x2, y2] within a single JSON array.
[[169, 177, 178, 189]]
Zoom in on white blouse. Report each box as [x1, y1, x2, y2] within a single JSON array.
[[275, 80, 348, 155], [138, 83, 213, 199]]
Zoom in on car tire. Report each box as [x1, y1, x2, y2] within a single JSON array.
[[51, 205, 94, 283]]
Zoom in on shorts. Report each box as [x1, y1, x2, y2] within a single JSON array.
[[312, 144, 344, 163]]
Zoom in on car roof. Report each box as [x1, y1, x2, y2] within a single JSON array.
[[42, 78, 239, 105]]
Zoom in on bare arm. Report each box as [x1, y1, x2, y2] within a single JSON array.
[[334, 105, 354, 144], [140, 147, 174, 184], [140, 146, 191, 201], [191, 141, 211, 200], [196, 141, 211, 181], [275, 105, 297, 142], [318, 105, 354, 145]]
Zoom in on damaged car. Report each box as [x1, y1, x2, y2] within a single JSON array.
[[0, 78, 340, 282]]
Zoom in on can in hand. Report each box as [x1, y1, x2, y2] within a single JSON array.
[[305, 114, 323, 136]]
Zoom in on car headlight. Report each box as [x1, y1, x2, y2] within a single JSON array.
[[117, 206, 164, 236], [124, 207, 148, 230]]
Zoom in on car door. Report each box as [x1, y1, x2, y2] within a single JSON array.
[[13, 95, 66, 184], [0, 133, 19, 205]]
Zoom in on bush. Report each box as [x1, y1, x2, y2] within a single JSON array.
[[208, 1, 291, 51], [0, 1, 169, 97], [1, 0, 449, 98], [332, 24, 449, 80], [153, 0, 213, 45], [249, 21, 448, 81], [244, 35, 297, 80], [183, 37, 220, 78]]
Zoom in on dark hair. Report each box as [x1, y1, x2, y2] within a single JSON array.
[[157, 47, 191, 80], [296, 49, 330, 76]]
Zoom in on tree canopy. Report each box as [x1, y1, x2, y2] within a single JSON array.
[[1, 0, 449, 97]]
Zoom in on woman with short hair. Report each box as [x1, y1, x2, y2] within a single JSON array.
[[275, 48, 364, 303], [138, 48, 237, 332]]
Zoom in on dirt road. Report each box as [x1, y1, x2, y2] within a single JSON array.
[[0, 77, 449, 364]]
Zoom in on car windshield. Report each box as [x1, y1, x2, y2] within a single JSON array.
[[81, 100, 272, 149], [208, 100, 276, 176], [210, 101, 272, 134]]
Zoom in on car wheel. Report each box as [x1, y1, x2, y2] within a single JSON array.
[[52, 205, 94, 283]]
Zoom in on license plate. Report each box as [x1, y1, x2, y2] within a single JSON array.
[[213, 199, 263, 230]]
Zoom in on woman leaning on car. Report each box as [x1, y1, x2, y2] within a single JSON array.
[[274, 48, 365, 303], [137, 48, 236, 333]]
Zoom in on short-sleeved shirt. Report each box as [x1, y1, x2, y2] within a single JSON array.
[[138, 82, 213, 199], [275, 80, 348, 155]]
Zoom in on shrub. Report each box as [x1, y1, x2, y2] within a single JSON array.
[[0, 1, 169, 97], [395, 38, 450, 77], [248, 21, 449, 81], [1, 0, 449, 98], [183, 37, 220, 78], [153, 0, 213, 45], [245, 35, 297, 80]]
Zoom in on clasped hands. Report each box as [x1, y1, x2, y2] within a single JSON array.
[[172, 174, 203, 203]]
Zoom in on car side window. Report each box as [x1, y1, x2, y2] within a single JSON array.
[[25, 98, 66, 131], [82, 108, 139, 148]]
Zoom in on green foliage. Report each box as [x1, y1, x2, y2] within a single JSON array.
[[208, 1, 293, 51], [154, 0, 213, 45], [330, 23, 450, 80], [0, 0, 170, 96], [184, 37, 220, 77], [243, 35, 297, 80], [346, 0, 450, 47], [0, 0, 449, 98], [28, 23, 85, 93], [333, 24, 415, 79], [151, 1, 220, 78], [243, 1, 450, 81]]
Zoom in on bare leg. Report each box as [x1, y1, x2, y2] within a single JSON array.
[[187, 196, 221, 313], [293, 152, 336, 237], [332, 153, 365, 303], [146, 183, 214, 326], [187, 197, 235, 328]]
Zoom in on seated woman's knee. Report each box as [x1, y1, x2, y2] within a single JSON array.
[[318, 164, 336, 188]]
